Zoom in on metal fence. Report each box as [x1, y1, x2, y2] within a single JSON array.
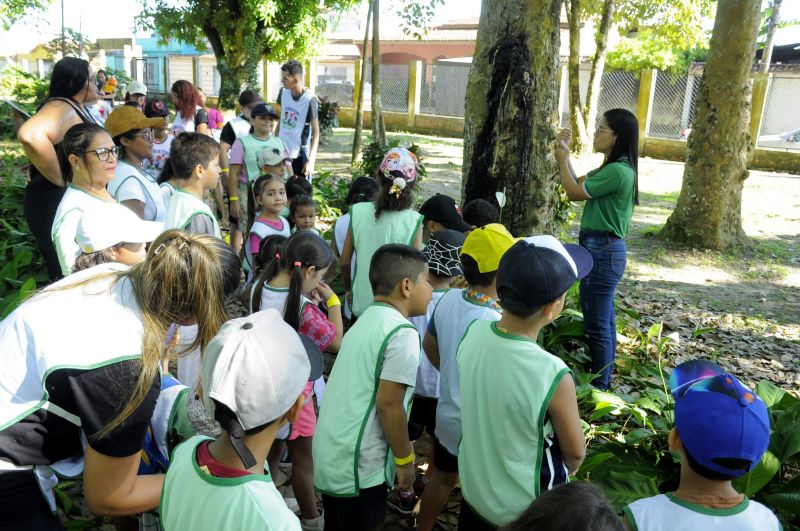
[[758, 75, 800, 151], [420, 63, 470, 117], [649, 73, 701, 140], [364, 63, 409, 113], [559, 69, 640, 128]]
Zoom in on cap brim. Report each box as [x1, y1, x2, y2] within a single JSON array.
[[669, 359, 727, 398], [563, 244, 594, 279], [444, 218, 473, 233], [124, 220, 164, 244], [299, 335, 324, 381]]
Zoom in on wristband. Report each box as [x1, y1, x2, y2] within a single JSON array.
[[220, 167, 229, 174], [394, 452, 414, 466], [326, 294, 341, 308], [229, 196, 238, 202]]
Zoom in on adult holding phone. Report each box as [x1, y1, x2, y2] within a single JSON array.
[[17, 57, 102, 281], [554, 109, 639, 390]]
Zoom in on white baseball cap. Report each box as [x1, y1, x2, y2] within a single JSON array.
[[76, 204, 164, 253], [126, 80, 148, 95], [202, 309, 312, 432]]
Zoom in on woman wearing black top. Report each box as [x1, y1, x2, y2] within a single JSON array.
[[17, 57, 101, 281]]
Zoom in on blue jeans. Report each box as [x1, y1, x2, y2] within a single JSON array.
[[579, 231, 627, 390]]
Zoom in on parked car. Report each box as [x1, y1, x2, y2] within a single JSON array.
[[315, 80, 371, 107], [758, 128, 800, 150]]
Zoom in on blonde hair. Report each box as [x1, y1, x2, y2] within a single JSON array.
[[95, 230, 227, 437]]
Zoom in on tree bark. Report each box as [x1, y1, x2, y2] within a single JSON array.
[[462, 0, 562, 235], [661, 0, 761, 249], [370, 0, 386, 146], [583, 0, 614, 137], [566, 0, 589, 153], [760, 0, 782, 73], [352, 0, 373, 165]]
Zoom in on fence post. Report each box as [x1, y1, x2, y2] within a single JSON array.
[[636, 69, 657, 151], [354, 58, 361, 108], [408, 60, 422, 128], [748, 72, 771, 163]]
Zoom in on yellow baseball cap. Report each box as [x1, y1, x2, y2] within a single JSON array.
[[460, 223, 517, 273]]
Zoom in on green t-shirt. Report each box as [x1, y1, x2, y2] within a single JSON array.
[[457, 320, 571, 527], [581, 158, 635, 238]]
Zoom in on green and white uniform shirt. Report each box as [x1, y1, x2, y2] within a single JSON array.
[[313, 303, 420, 496], [160, 436, 301, 530], [164, 188, 222, 238], [457, 320, 571, 527], [349, 202, 422, 317], [581, 157, 635, 238], [624, 493, 781, 531]]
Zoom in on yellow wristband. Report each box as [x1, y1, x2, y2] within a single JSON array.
[[229, 196, 238, 202], [394, 452, 414, 466], [220, 167, 229, 173], [326, 294, 341, 308]]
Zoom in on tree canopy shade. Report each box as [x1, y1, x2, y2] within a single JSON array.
[[0, 0, 50, 30], [137, 0, 357, 108], [661, 0, 761, 249], [461, 0, 562, 236]]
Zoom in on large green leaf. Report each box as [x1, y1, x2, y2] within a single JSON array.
[[732, 450, 780, 497], [578, 452, 614, 475], [597, 470, 661, 509], [758, 380, 788, 408]]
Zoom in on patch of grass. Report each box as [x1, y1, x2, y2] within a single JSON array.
[[639, 190, 680, 205]]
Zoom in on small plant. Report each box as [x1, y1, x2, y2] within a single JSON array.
[[353, 139, 427, 181], [317, 96, 339, 140]]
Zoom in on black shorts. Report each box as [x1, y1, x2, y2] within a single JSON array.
[[321, 484, 387, 531], [0, 471, 65, 530], [457, 500, 497, 531], [408, 395, 437, 441], [291, 150, 309, 178], [432, 435, 459, 473]]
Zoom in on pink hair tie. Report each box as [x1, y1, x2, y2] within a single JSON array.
[[275, 252, 281, 259], [294, 261, 302, 267]]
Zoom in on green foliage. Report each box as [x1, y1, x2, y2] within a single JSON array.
[[758, 2, 800, 47], [0, 66, 49, 106], [394, 0, 446, 39], [353, 139, 428, 180], [606, 29, 709, 74], [318, 96, 339, 139], [136, 0, 358, 107], [311, 169, 349, 241], [43, 28, 92, 58], [0, 0, 51, 30], [0, 143, 46, 317]]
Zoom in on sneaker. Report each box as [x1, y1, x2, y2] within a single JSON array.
[[387, 487, 416, 517]]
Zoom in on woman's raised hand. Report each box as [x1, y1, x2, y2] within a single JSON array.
[[554, 128, 572, 164]]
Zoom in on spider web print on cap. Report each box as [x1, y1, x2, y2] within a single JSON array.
[[423, 230, 466, 277]]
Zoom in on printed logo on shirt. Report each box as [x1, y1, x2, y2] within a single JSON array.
[[282, 108, 299, 129]]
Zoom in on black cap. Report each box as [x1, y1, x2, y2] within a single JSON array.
[[419, 194, 471, 233], [250, 102, 280, 119], [496, 236, 593, 310]]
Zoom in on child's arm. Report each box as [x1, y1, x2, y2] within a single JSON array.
[[315, 281, 343, 352], [228, 164, 242, 220], [422, 331, 440, 370], [547, 374, 585, 475], [376, 379, 415, 490], [411, 224, 423, 250], [185, 213, 217, 237], [340, 229, 354, 301]]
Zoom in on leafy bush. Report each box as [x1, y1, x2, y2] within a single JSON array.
[[318, 96, 339, 139], [0, 66, 49, 107], [0, 143, 47, 316], [353, 139, 427, 181]]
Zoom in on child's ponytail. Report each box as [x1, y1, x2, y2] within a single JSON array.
[[285, 261, 305, 331], [374, 170, 415, 219]]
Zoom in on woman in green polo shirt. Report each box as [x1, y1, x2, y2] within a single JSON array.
[[554, 108, 639, 389]]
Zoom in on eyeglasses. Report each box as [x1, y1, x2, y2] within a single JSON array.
[[136, 131, 154, 141], [85, 146, 122, 162], [595, 127, 614, 134]]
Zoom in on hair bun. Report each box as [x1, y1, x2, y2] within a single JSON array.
[[392, 177, 407, 190]]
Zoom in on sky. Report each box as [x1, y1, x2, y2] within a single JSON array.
[[1, 0, 799, 55]]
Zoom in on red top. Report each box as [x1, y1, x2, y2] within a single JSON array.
[[195, 440, 252, 478]]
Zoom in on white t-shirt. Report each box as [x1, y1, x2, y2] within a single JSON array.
[[51, 185, 120, 276], [429, 288, 502, 455], [143, 134, 174, 178], [108, 160, 167, 222], [624, 493, 781, 531], [408, 290, 447, 398], [357, 326, 420, 480], [171, 106, 203, 135]]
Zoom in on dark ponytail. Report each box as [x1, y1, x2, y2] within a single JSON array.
[[602, 108, 639, 206], [251, 231, 332, 331], [374, 170, 415, 219]]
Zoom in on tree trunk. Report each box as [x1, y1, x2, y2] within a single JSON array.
[[462, 0, 562, 236], [583, 0, 614, 137], [760, 0, 782, 73], [661, 0, 761, 249], [566, 0, 589, 153], [370, 0, 386, 146], [216, 55, 246, 109], [352, 0, 373, 165]]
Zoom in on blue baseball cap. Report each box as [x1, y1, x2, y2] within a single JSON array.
[[670, 360, 770, 478]]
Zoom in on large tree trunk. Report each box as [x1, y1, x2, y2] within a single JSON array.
[[352, 0, 373, 165], [661, 0, 761, 249], [462, 0, 562, 236], [583, 0, 614, 137], [760, 0, 782, 73], [370, 0, 386, 146], [566, 0, 589, 153]]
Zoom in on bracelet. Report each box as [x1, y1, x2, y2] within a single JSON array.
[[229, 196, 238, 202], [394, 452, 414, 466], [220, 167, 229, 174], [326, 294, 341, 308]]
